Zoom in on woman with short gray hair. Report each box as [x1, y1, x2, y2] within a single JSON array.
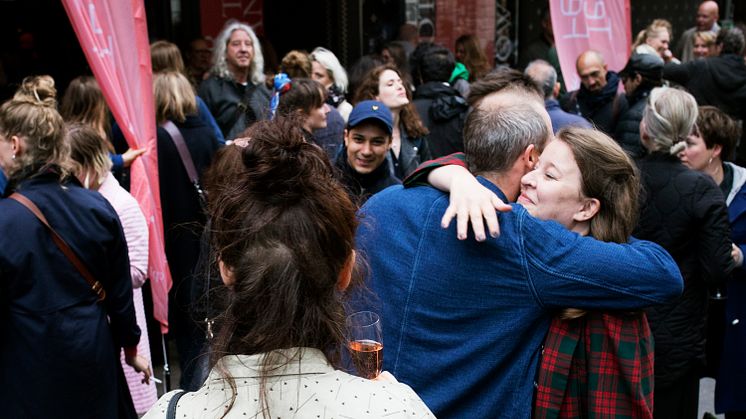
[[635, 87, 734, 418]]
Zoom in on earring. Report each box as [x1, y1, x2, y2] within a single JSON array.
[[11, 154, 15, 160], [708, 156, 713, 166]]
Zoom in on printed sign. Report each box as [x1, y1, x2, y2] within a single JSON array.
[[63, 0, 172, 332], [550, 0, 631, 91]]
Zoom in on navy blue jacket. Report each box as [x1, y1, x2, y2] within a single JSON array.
[[356, 178, 683, 418], [716, 162, 746, 413], [0, 169, 139, 418], [545, 98, 591, 133]]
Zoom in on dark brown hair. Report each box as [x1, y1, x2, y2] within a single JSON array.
[[150, 40, 186, 74], [467, 67, 543, 107], [352, 64, 428, 138], [208, 117, 359, 416], [696, 105, 742, 162], [59, 76, 113, 152], [455, 34, 491, 82], [275, 78, 325, 117]]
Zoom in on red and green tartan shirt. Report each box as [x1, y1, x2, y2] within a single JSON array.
[[533, 312, 654, 419]]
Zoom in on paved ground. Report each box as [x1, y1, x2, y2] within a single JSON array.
[[700, 378, 724, 419]]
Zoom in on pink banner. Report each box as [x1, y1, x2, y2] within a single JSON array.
[[63, 0, 172, 333], [550, 0, 631, 91]]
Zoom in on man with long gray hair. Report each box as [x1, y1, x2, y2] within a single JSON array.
[[199, 21, 271, 140]]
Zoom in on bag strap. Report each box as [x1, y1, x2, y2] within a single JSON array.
[[9, 192, 106, 301], [166, 390, 187, 419], [161, 121, 200, 185], [161, 121, 206, 207]]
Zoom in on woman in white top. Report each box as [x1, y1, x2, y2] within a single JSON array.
[[143, 117, 433, 418]]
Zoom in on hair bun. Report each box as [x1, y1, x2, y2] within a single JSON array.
[[239, 117, 333, 199], [15, 75, 58, 108]]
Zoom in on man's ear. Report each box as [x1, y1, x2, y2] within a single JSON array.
[[219, 259, 236, 288], [343, 129, 350, 147], [525, 144, 540, 170], [552, 82, 561, 98], [573, 198, 601, 223], [337, 250, 356, 291]]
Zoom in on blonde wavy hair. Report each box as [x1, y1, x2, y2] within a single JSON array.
[[0, 75, 71, 178]]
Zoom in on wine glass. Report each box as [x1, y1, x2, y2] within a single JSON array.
[[346, 311, 383, 379]]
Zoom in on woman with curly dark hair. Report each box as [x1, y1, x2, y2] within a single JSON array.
[[353, 64, 430, 179]]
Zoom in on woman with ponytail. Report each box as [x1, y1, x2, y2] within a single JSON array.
[[144, 117, 432, 419], [634, 87, 734, 418], [0, 76, 149, 418]]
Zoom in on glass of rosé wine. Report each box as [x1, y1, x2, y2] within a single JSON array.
[[346, 311, 383, 379]]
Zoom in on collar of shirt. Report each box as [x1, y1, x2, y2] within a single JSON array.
[[206, 348, 335, 381]]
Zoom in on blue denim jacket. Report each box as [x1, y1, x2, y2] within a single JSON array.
[[356, 178, 683, 418]]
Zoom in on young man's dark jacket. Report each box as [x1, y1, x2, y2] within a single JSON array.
[[413, 82, 469, 159]]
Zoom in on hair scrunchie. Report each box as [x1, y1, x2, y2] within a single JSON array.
[[270, 73, 292, 119]]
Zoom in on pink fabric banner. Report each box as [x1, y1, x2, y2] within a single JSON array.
[[550, 0, 632, 91], [62, 0, 172, 333]]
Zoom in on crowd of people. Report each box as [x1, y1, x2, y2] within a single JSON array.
[[1, 1, 745, 418]]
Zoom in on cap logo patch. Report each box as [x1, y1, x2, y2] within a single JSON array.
[[372, 105, 379, 111]]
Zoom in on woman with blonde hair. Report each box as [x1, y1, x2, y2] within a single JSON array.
[[67, 123, 157, 414], [632, 19, 679, 63], [311, 46, 353, 120], [0, 76, 149, 417], [635, 87, 734, 418], [693, 31, 718, 58], [155, 71, 221, 390]]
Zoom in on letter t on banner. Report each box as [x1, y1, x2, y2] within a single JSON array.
[[63, 0, 172, 333], [550, 0, 631, 91]]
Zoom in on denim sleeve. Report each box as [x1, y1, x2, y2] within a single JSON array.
[[519, 210, 684, 309]]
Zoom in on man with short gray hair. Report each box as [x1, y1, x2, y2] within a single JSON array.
[[525, 59, 591, 133]]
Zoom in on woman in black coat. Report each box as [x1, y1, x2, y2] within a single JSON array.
[[634, 87, 734, 419], [0, 76, 149, 418], [154, 71, 221, 390]]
